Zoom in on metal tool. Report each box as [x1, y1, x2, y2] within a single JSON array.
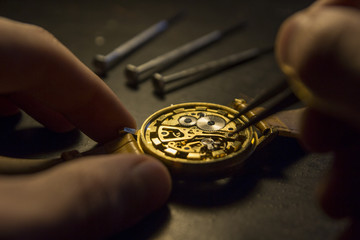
[[92, 12, 183, 76], [125, 21, 246, 88], [230, 79, 300, 134], [152, 47, 272, 96]]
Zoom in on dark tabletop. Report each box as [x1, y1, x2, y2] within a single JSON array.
[[0, 1, 346, 239]]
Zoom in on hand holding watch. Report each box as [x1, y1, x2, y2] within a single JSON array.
[[0, 98, 303, 180]]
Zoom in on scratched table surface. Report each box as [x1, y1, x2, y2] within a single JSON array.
[[0, 1, 346, 239]]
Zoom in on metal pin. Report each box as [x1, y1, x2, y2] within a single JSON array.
[[92, 12, 184, 76], [152, 47, 272, 96], [125, 21, 246, 88]]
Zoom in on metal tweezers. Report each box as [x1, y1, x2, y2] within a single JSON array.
[[230, 79, 300, 133]]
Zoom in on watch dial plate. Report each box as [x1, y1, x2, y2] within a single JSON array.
[[138, 103, 256, 168]]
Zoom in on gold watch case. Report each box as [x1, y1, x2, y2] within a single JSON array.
[[137, 101, 274, 180]]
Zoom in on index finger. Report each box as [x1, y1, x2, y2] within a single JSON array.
[[0, 18, 136, 142], [275, 2, 360, 131]]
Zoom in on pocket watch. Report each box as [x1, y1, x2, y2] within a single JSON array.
[[0, 99, 302, 180]]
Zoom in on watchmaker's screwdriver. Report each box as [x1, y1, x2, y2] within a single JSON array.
[[93, 12, 184, 76], [125, 21, 247, 88], [152, 47, 273, 96]]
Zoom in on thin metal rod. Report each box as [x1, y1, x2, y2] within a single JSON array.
[[125, 21, 247, 88], [152, 47, 273, 95], [93, 11, 184, 75]]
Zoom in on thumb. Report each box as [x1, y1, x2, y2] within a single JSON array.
[[275, 2, 360, 130], [0, 154, 171, 240]]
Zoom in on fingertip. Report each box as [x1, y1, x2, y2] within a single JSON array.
[[275, 3, 333, 68], [132, 155, 172, 200], [90, 154, 171, 230], [125, 155, 172, 219]]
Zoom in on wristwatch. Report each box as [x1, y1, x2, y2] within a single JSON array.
[[0, 99, 303, 180]]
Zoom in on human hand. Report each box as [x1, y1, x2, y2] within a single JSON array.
[[0, 18, 171, 239], [276, 0, 360, 239]]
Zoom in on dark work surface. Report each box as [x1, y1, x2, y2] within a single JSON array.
[[0, 1, 346, 239]]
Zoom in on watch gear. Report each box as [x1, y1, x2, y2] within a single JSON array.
[[178, 116, 197, 127], [196, 115, 226, 131]]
